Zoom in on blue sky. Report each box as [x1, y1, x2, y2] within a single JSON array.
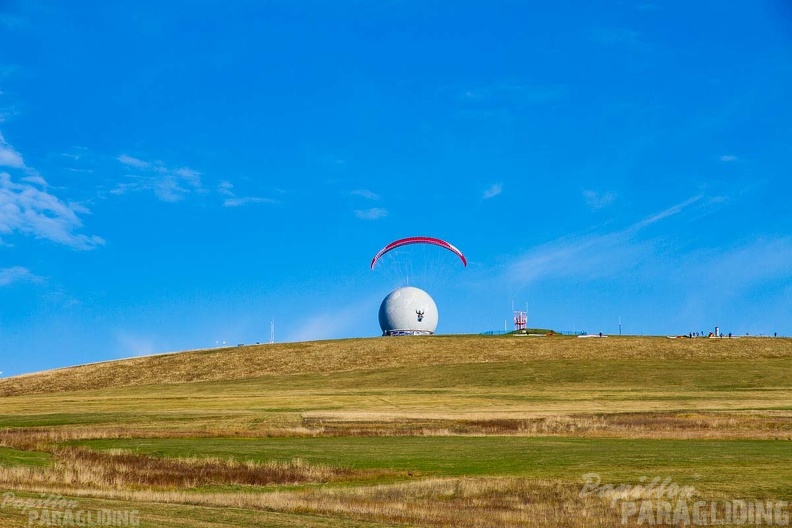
[[1, 1, 791, 375]]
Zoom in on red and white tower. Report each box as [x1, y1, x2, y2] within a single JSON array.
[[513, 310, 527, 331]]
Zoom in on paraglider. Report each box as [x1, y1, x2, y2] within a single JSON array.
[[370, 236, 467, 269], [371, 237, 466, 336]]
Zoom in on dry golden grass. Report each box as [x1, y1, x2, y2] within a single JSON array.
[[0, 446, 364, 490], [2, 336, 789, 396], [1, 336, 788, 444], [0, 490, 391, 528], [0, 477, 650, 527], [257, 477, 628, 527], [1, 335, 790, 527], [2, 410, 791, 446], [4, 472, 783, 527], [301, 411, 792, 440]]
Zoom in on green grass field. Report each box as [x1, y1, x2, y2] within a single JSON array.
[[1, 335, 790, 526], [0, 446, 51, 467], [75, 436, 792, 497]]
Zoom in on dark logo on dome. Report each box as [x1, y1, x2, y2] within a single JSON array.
[[416, 310, 425, 322]]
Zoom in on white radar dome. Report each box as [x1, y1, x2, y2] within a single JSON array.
[[378, 286, 438, 336]]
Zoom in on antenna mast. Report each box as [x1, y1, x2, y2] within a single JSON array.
[[269, 318, 275, 344], [511, 300, 528, 333], [513, 310, 527, 332]]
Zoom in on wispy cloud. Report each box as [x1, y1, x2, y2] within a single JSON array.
[[719, 154, 738, 162], [631, 195, 703, 230], [0, 102, 19, 124], [217, 180, 275, 207], [351, 189, 379, 200], [0, 266, 40, 287], [658, 237, 792, 335], [684, 237, 792, 292], [173, 167, 201, 187], [354, 207, 388, 220], [507, 230, 644, 284], [0, 133, 101, 249], [583, 189, 616, 210], [285, 299, 378, 342], [21, 173, 47, 187], [0, 172, 104, 249], [217, 180, 235, 196], [223, 197, 276, 207], [482, 183, 503, 199], [507, 195, 710, 285], [117, 154, 150, 170], [0, 132, 25, 168], [114, 154, 203, 202]]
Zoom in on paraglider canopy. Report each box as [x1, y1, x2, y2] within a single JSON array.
[[370, 236, 467, 270]]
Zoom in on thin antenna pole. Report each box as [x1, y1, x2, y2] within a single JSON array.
[[619, 316, 622, 336]]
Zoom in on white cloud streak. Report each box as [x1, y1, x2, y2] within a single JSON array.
[[217, 180, 235, 196], [508, 230, 645, 284], [114, 154, 203, 202], [631, 195, 703, 230], [117, 154, 150, 170], [0, 266, 39, 287], [0, 132, 25, 168], [508, 195, 707, 285], [0, 172, 104, 249], [682, 238, 792, 292], [223, 197, 276, 207], [582, 189, 616, 210], [482, 183, 503, 200], [217, 180, 275, 207], [354, 207, 388, 220], [0, 132, 102, 248], [351, 189, 380, 200], [0, 158, 104, 250], [115, 160, 274, 207]]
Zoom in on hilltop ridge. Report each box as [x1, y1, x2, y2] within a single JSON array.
[[1, 335, 790, 397]]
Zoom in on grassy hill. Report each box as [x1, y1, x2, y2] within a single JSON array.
[[2, 334, 789, 396], [1, 335, 791, 527]]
